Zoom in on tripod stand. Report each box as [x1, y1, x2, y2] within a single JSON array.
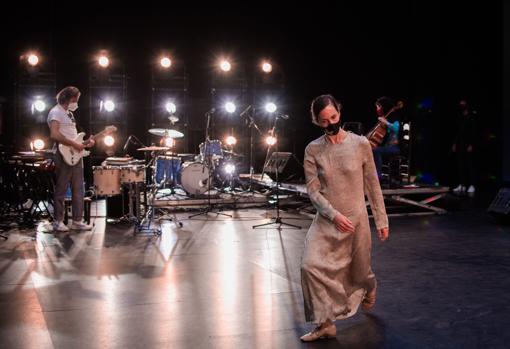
[[253, 123, 301, 230], [189, 109, 231, 219]]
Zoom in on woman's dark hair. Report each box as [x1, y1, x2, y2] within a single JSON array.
[[56, 86, 80, 105], [310, 94, 342, 125], [375, 96, 395, 115]]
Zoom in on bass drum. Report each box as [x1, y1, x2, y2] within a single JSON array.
[[180, 162, 210, 196]]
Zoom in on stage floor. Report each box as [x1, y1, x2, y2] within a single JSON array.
[[0, 204, 509, 348]]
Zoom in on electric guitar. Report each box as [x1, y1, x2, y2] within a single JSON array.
[[59, 125, 117, 166]]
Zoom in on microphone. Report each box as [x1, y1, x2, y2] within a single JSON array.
[[278, 114, 289, 120], [206, 107, 216, 115], [240, 105, 252, 117]]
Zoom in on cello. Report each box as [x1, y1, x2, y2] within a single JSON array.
[[366, 100, 403, 149]]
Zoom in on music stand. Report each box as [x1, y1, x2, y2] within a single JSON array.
[[253, 151, 301, 230]]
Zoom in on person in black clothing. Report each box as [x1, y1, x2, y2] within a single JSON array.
[[451, 99, 476, 194]]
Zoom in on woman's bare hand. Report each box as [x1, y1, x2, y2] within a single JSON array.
[[377, 227, 389, 241], [333, 214, 355, 233]]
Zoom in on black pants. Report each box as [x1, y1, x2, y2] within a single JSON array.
[[455, 146, 475, 187]]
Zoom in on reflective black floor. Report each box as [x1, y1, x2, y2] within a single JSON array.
[[1, 203, 509, 349]]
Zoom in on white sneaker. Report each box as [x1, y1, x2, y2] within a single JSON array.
[[53, 221, 70, 232], [452, 184, 466, 193], [70, 221, 93, 230], [467, 185, 475, 193]]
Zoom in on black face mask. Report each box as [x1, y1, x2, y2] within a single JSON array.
[[323, 121, 341, 135]]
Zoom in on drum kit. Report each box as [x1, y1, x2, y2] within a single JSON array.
[[91, 126, 245, 227]]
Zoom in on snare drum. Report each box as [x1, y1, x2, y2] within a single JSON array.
[[180, 161, 210, 195], [93, 166, 121, 196], [154, 156, 181, 184], [120, 165, 145, 184]]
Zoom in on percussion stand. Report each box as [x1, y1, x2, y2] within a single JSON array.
[[135, 150, 180, 235]]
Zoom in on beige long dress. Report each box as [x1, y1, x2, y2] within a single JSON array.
[[301, 131, 388, 324]]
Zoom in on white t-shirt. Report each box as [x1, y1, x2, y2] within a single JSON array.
[[47, 104, 78, 141]]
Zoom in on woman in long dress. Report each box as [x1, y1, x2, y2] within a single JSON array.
[[300, 95, 389, 342]]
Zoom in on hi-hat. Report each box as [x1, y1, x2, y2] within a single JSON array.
[[148, 128, 184, 138], [137, 146, 170, 151]]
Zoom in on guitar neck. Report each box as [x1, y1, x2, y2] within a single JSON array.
[[89, 128, 110, 140]]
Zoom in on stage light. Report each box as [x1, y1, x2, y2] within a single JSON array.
[[265, 135, 277, 146], [262, 61, 272, 73], [403, 123, 410, 131], [104, 135, 115, 147], [33, 139, 45, 151], [265, 102, 277, 113], [224, 163, 236, 175], [225, 102, 236, 114], [160, 57, 172, 68], [32, 100, 47, 113], [98, 55, 110, 68], [165, 101, 177, 114], [225, 135, 237, 146], [101, 99, 115, 112], [220, 60, 231, 72], [163, 137, 175, 148], [27, 54, 39, 67]]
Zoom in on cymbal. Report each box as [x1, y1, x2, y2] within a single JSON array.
[[137, 146, 170, 151], [148, 128, 184, 138]]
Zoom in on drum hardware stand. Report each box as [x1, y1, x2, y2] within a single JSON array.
[[189, 108, 232, 219], [135, 150, 183, 235], [135, 184, 170, 236], [253, 118, 301, 230], [241, 106, 264, 194], [154, 152, 186, 200]]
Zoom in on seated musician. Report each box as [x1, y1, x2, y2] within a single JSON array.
[[372, 96, 401, 180]]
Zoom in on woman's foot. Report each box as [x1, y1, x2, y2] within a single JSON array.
[[300, 322, 336, 342], [362, 287, 377, 312]]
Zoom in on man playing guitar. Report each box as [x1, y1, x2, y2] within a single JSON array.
[[48, 86, 95, 231]]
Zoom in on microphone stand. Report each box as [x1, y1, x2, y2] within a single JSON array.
[[254, 115, 301, 230], [242, 107, 263, 192], [189, 109, 232, 219]]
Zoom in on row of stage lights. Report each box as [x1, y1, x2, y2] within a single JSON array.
[[23, 50, 280, 153], [23, 52, 275, 74], [29, 99, 280, 151], [29, 97, 278, 117], [30, 129, 276, 153]]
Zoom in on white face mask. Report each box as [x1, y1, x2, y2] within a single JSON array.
[[68, 102, 79, 112]]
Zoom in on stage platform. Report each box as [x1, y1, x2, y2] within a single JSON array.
[[0, 203, 508, 349], [244, 174, 451, 217]]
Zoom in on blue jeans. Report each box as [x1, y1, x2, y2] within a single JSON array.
[[373, 144, 400, 179]]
